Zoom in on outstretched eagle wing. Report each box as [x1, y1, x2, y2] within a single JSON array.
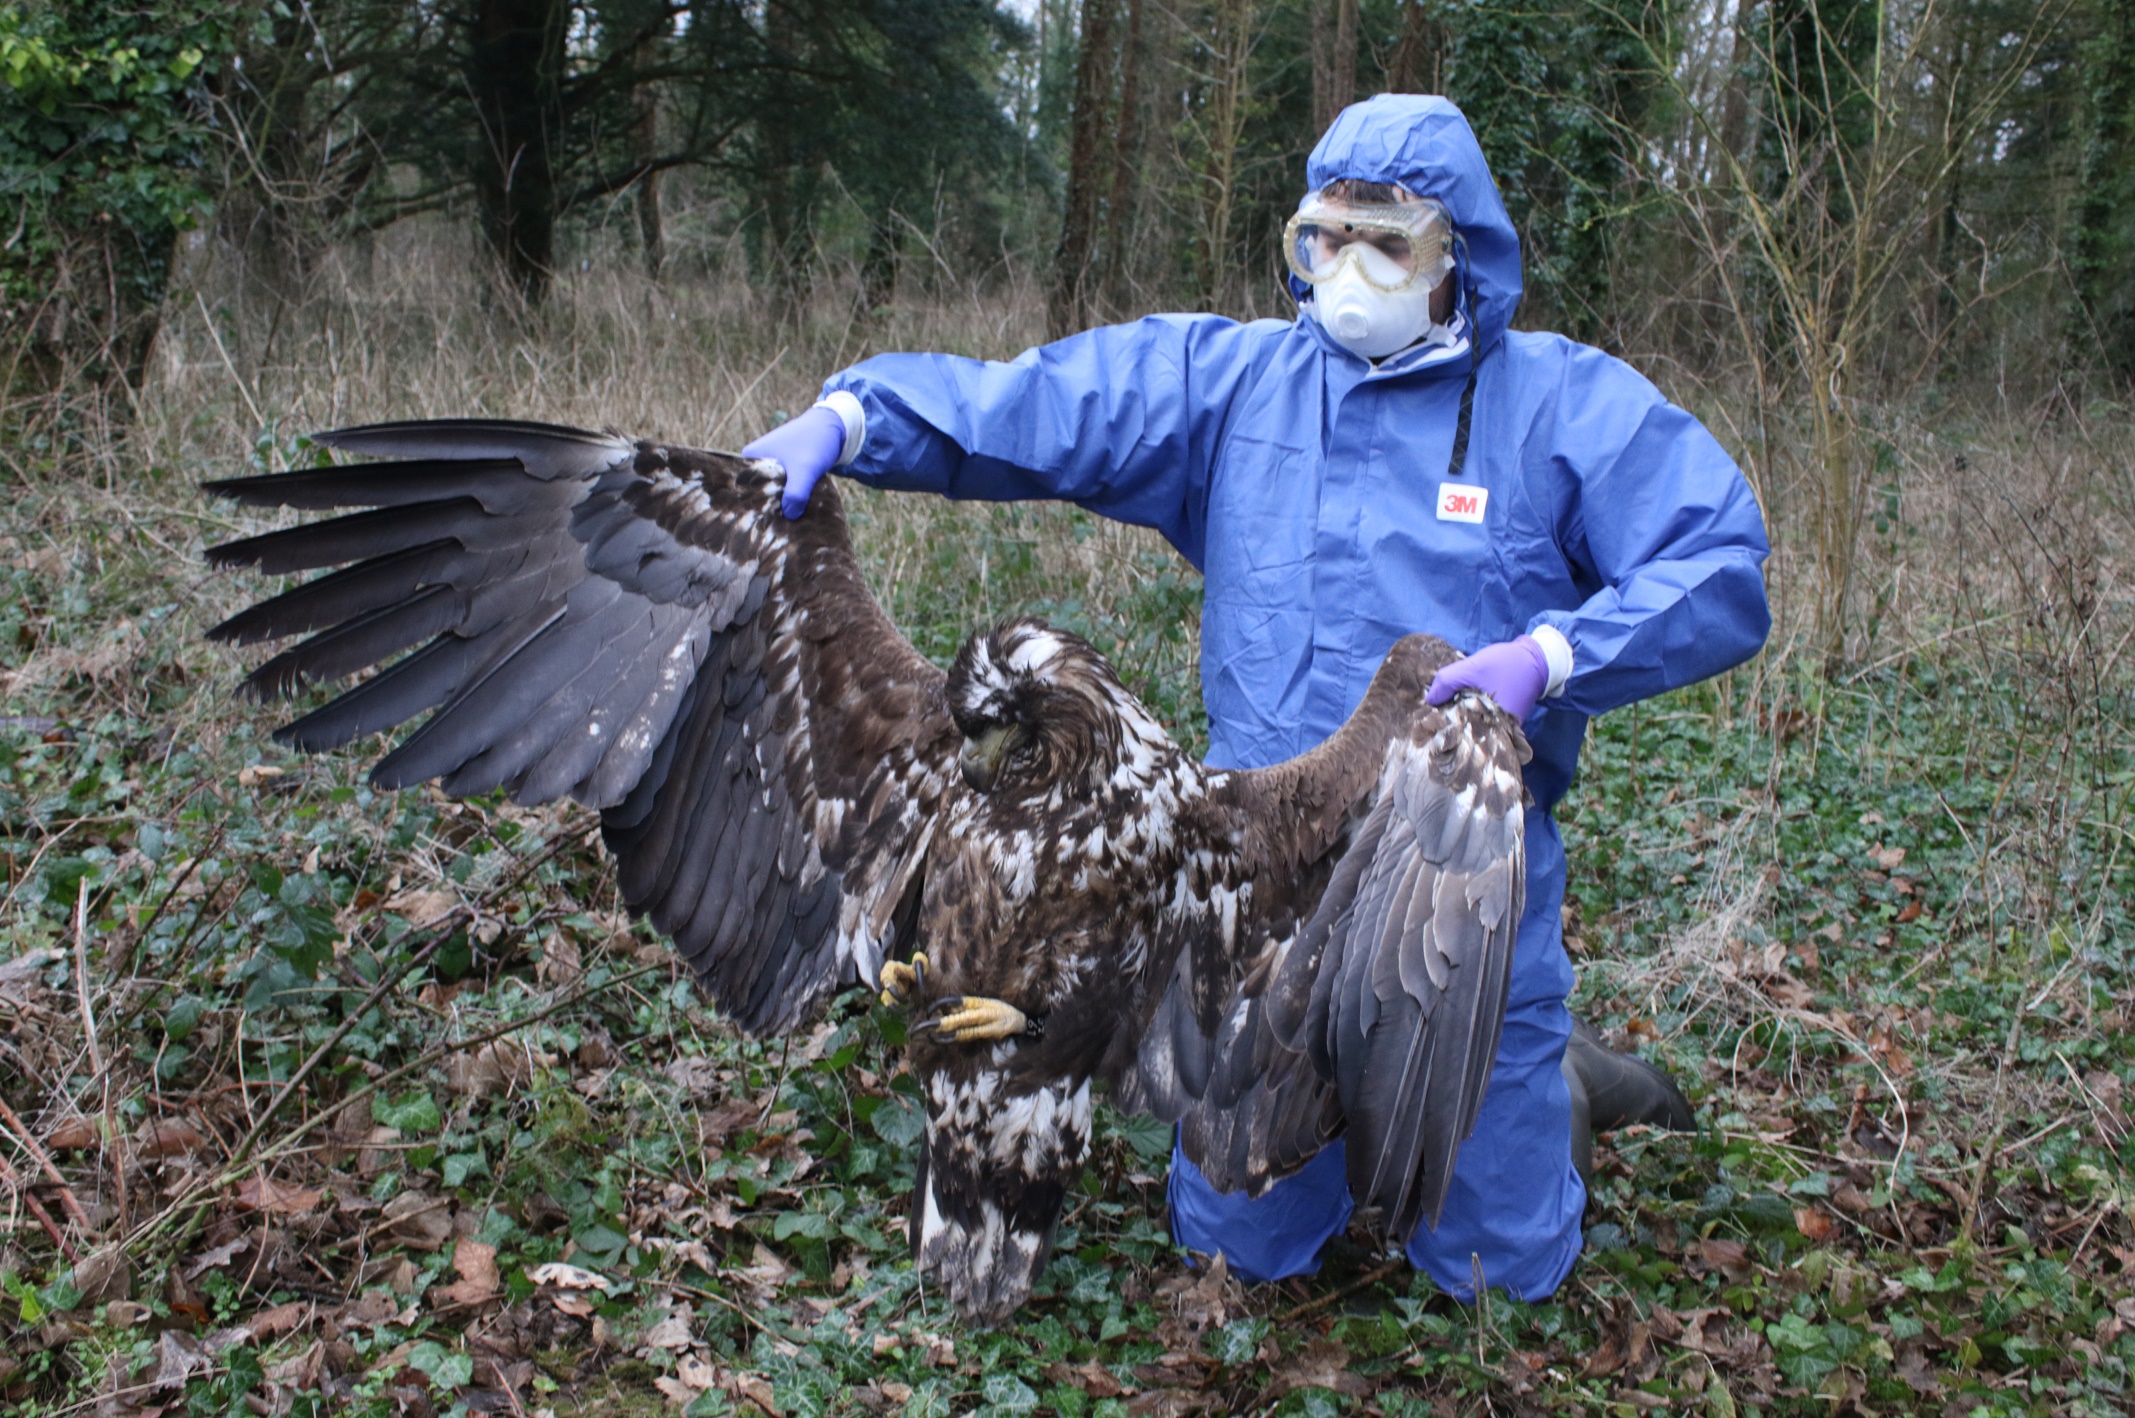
[[205, 419, 958, 1035], [1128, 635, 1529, 1238]]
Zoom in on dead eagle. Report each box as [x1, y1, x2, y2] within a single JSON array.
[[205, 419, 1531, 1325]]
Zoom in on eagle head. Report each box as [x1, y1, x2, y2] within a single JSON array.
[[945, 618, 1134, 796]]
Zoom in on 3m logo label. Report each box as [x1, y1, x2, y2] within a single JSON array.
[[1437, 483, 1489, 524]]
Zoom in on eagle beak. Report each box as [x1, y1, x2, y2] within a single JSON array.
[[959, 724, 1018, 794]]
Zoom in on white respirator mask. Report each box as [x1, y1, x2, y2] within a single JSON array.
[[1285, 187, 1457, 361], [1309, 245, 1442, 359]]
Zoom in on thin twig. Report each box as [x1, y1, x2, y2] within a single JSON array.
[[0, 1151, 81, 1262], [74, 877, 104, 1079], [0, 1094, 91, 1232], [1275, 1258, 1405, 1324], [195, 291, 267, 432]]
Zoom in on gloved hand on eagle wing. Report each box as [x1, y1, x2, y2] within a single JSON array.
[[742, 404, 847, 519], [1425, 634, 1550, 721]]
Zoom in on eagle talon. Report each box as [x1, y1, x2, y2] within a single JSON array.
[[879, 953, 928, 1009], [920, 995, 1034, 1043]]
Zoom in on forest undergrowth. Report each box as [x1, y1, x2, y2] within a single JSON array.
[[2, 238, 2133, 1417]]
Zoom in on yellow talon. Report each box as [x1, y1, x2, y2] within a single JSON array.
[[879, 954, 927, 1008], [925, 996, 1032, 1043]]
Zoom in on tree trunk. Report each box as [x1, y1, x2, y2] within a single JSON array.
[[862, 219, 898, 313], [1386, 0, 1440, 96], [223, 4, 322, 305], [633, 35, 665, 282], [1715, 0, 1753, 186], [1198, 0, 1255, 310], [1050, 0, 1120, 338], [1099, 0, 1145, 315], [2070, 0, 2135, 378], [467, 0, 567, 305], [1312, 0, 1358, 131]]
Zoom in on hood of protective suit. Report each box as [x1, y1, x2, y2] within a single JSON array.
[[1299, 95, 1522, 357]]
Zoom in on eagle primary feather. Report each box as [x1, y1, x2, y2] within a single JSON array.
[[205, 418, 1529, 1323]]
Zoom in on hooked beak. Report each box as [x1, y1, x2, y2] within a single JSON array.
[[959, 723, 1019, 793]]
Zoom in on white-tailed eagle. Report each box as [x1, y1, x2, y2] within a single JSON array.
[[205, 420, 1530, 1324]]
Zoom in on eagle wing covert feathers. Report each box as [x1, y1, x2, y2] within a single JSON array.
[[204, 419, 959, 1037], [208, 418, 1531, 1322], [1130, 637, 1531, 1240]]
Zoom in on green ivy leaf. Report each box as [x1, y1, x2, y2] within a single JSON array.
[[373, 1091, 441, 1132]]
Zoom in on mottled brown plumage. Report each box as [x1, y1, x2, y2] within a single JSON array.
[[206, 419, 1529, 1325]]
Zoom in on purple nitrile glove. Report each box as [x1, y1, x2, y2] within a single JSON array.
[[742, 404, 847, 519], [1425, 634, 1551, 721]]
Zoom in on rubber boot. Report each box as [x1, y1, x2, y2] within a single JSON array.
[[1561, 1016, 1697, 1185]]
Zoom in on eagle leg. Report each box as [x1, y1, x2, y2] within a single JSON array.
[[917, 995, 1040, 1043], [879, 953, 929, 1009]]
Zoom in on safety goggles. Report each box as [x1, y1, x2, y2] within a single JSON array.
[[1283, 190, 1456, 294]]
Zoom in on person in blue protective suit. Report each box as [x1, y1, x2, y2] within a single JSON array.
[[745, 93, 1770, 1301]]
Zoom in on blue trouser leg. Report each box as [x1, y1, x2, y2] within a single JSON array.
[[1167, 1137, 1353, 1282], [1168, 811, 1585, 1299]]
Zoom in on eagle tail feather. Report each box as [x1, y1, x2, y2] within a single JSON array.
[[914, 1072, 1092, 1326]]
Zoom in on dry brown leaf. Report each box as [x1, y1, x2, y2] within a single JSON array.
[[445, 1040, 528, 1097], [265, 1340, 326, 1390], [1044, 1360, 1129, 1399], [236, 1175, 325, 1215], [1894, 1339, 1940, 1394], [382, 1192, 453, 1250], [1156, 1252, 1236, 1349], [1698, 1237, 1752, 1280], [386, 888, 458, 927], [152, 1330, 209, 1388], [527, 1261, 612, 1292], [640, 1315, 693, 1351], [45, 1116, 100, 1150], [734, 1244, 796, 1303], [1794, 1206, 1836, 1242], [0, 949, 59, 985], [539, 934, 584, 986], [1268, 1338, 1363, 1398], [184, 1239, 248, 1278], [1124, 1391, 1221, 1417], [433, 1239, 502, 1306], [137, 1118, 207, 1157], [74, 1246, 131, 1303], [737, 1373, 781, 1415], [665, 1058, 728, 1101], [249, 1301, 311, 1341]]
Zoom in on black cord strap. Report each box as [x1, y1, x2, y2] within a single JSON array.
[[1447, 365, 1479, 479]]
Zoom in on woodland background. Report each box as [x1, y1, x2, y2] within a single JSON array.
[[2, 1, 2133, 1415]]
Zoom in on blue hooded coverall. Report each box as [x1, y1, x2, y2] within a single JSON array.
[[822, 95, 1770, 1300]]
